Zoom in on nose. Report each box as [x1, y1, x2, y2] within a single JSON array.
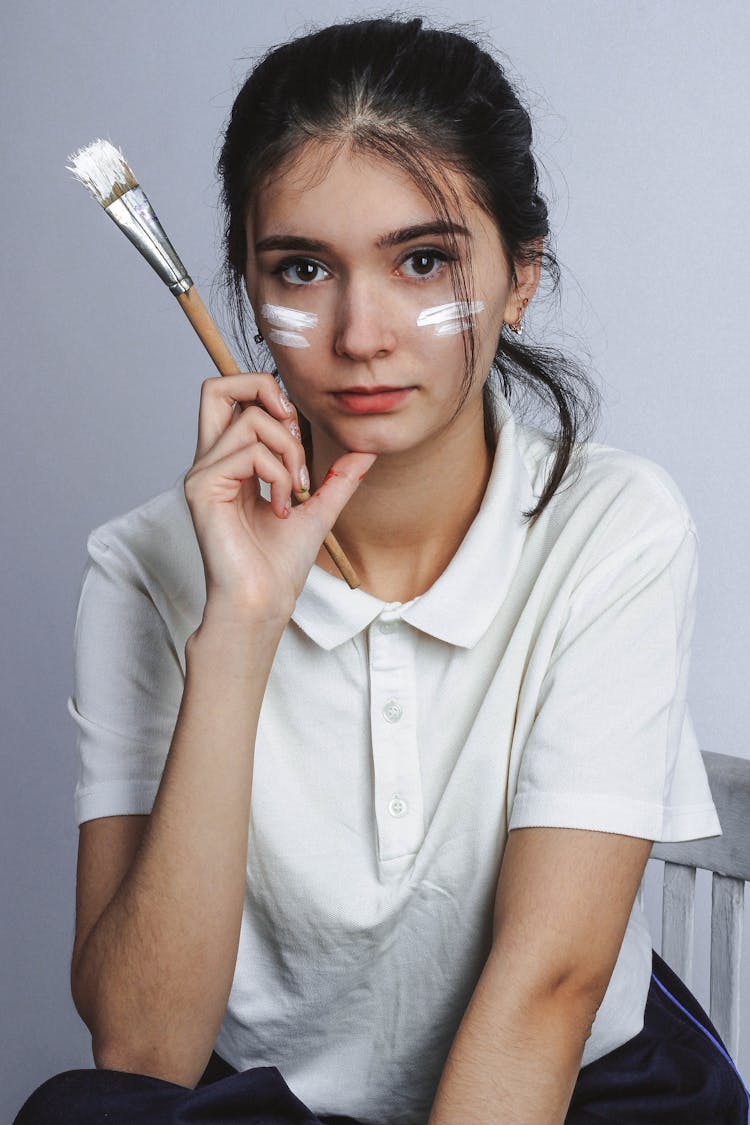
[[333, 278, 397, 361]]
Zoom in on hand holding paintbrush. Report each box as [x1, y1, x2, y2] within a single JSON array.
[[67, 139, 362, 589]]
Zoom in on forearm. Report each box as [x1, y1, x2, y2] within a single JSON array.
[[428, 948, 597, 1125], [72, 608, 284, 1086]]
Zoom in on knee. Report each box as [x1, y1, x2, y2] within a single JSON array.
[[14, 1068, 108, 1125]]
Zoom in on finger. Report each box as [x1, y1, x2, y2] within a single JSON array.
[[194, 373, 297, 461], [197, 404, 308, 493], [185, 440, 295, 520], [296, 452, 378, 535]]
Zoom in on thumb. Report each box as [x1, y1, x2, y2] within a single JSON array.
[[301, 451, 377, 534]]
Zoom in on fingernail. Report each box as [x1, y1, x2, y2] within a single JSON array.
[[289, 422, 302, 440], [283, 497, 292, 518], [279, 392, 292, 415], [299, 465, 310, 492]]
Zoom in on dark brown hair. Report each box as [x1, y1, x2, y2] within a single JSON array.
[[218, 16, 600, 523]]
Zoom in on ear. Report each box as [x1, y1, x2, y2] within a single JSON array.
[[502, 238, 543, 325]]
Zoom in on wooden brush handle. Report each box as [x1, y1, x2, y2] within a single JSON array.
[[176, 287, 361, 589], [177, 288, 241, 375]]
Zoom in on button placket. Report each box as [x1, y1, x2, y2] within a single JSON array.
[[368, 614, 424, 861]]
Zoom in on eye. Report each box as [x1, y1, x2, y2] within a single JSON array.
[[273, 258, 330, 285], [400, 249, 451, 280]]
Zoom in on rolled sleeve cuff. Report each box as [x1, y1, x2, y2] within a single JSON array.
[[74, 779, 159, 825], [508, 790, 723, 842]]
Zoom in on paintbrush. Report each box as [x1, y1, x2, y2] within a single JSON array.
[[67, 138, 360, 589]]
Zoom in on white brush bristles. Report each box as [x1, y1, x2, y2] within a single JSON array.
[[67, 139, 138, 207]]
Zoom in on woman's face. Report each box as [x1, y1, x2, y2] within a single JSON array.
[[244, 142, 532, 458]]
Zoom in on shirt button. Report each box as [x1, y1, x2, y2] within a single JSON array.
[[378, 620, 397, 634], [382, 700, 403, 723], [388, 796, 409, 818]]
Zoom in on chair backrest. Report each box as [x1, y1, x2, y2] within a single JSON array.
[[636, 750, 750, 1061]]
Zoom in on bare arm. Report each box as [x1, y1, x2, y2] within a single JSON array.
[[71, 611, 285, 1087], [428, 826, 652, 1124], [70, 373, 376, 1088]]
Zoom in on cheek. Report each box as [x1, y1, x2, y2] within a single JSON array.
[[406, 320, 467, 367], [266, 347, 315, 394], [260, 302, 318, 350], [409, 299, 491, 374], [414, 298, 485, 334], [264, 336, 327, 409]]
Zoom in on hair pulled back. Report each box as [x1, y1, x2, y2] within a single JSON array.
[[218, 15, 599, 523]]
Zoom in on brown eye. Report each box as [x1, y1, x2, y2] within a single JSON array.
[[277, 258, 329, 285], [294, 262, 319, 282], [402, 249, 449, 279], [412, 253, 436, 275]]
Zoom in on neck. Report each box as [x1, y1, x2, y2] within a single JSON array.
[[310, 405, 495, 602]]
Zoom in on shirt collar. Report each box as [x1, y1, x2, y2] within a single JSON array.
[[291, 393, 535, 650]]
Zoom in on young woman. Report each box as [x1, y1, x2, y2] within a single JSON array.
[[15, 16, 749, 1125]]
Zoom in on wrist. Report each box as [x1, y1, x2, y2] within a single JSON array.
[[201, 587, 294, 631], [187, 600, 289, 659]]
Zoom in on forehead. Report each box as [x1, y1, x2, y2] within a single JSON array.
[[247, 140, 490, 242]]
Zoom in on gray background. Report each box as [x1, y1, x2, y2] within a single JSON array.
[[3, 0, 748, 1116]]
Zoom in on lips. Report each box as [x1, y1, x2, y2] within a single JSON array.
[[335, 385, 408, 394], [332, 386, 414, 414]]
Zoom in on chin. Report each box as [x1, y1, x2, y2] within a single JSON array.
[[325, 420, 437, 459]]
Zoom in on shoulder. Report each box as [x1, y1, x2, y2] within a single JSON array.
[[573, 439, 694, 529], [514, 422, 698, 584], [518, 421, 695, 529], [84, 474, 204, 614]]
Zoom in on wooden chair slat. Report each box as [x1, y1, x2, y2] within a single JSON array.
[[709, 874, 744, 1061], [644, 750, 749, 1061], [661, 862, 696, 987]]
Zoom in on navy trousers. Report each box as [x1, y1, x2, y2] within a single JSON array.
[[13, 951, 750, 1124]]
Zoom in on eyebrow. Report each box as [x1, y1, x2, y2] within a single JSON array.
[[254, 221, 471, 254]]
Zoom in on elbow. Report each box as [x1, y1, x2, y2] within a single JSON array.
[[91, 1035, 136, 1074], [92, 1035, 205, 1089], [73, 972, 203, 1087], [487, 943, 603, 1043], [70, 948, 211, 1087], [548, 973, 604, 1045], [70, 946, 97, 1036], [91, 1035, 147, 1078]]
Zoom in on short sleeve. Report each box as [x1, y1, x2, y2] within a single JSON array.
[[69, 532, 185, 826], [508, 501, 721, 843]]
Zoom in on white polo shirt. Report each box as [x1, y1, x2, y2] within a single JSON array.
[[69, 390, 720, 1125]]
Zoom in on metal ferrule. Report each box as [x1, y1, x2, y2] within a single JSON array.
[[106, 186, 193, 295]]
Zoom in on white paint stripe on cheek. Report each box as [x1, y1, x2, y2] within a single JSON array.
[[435, 317, 476, 336], [267, 329, 310, 349], [261, 303, 319, 331], [416, 300, 485, 331]]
